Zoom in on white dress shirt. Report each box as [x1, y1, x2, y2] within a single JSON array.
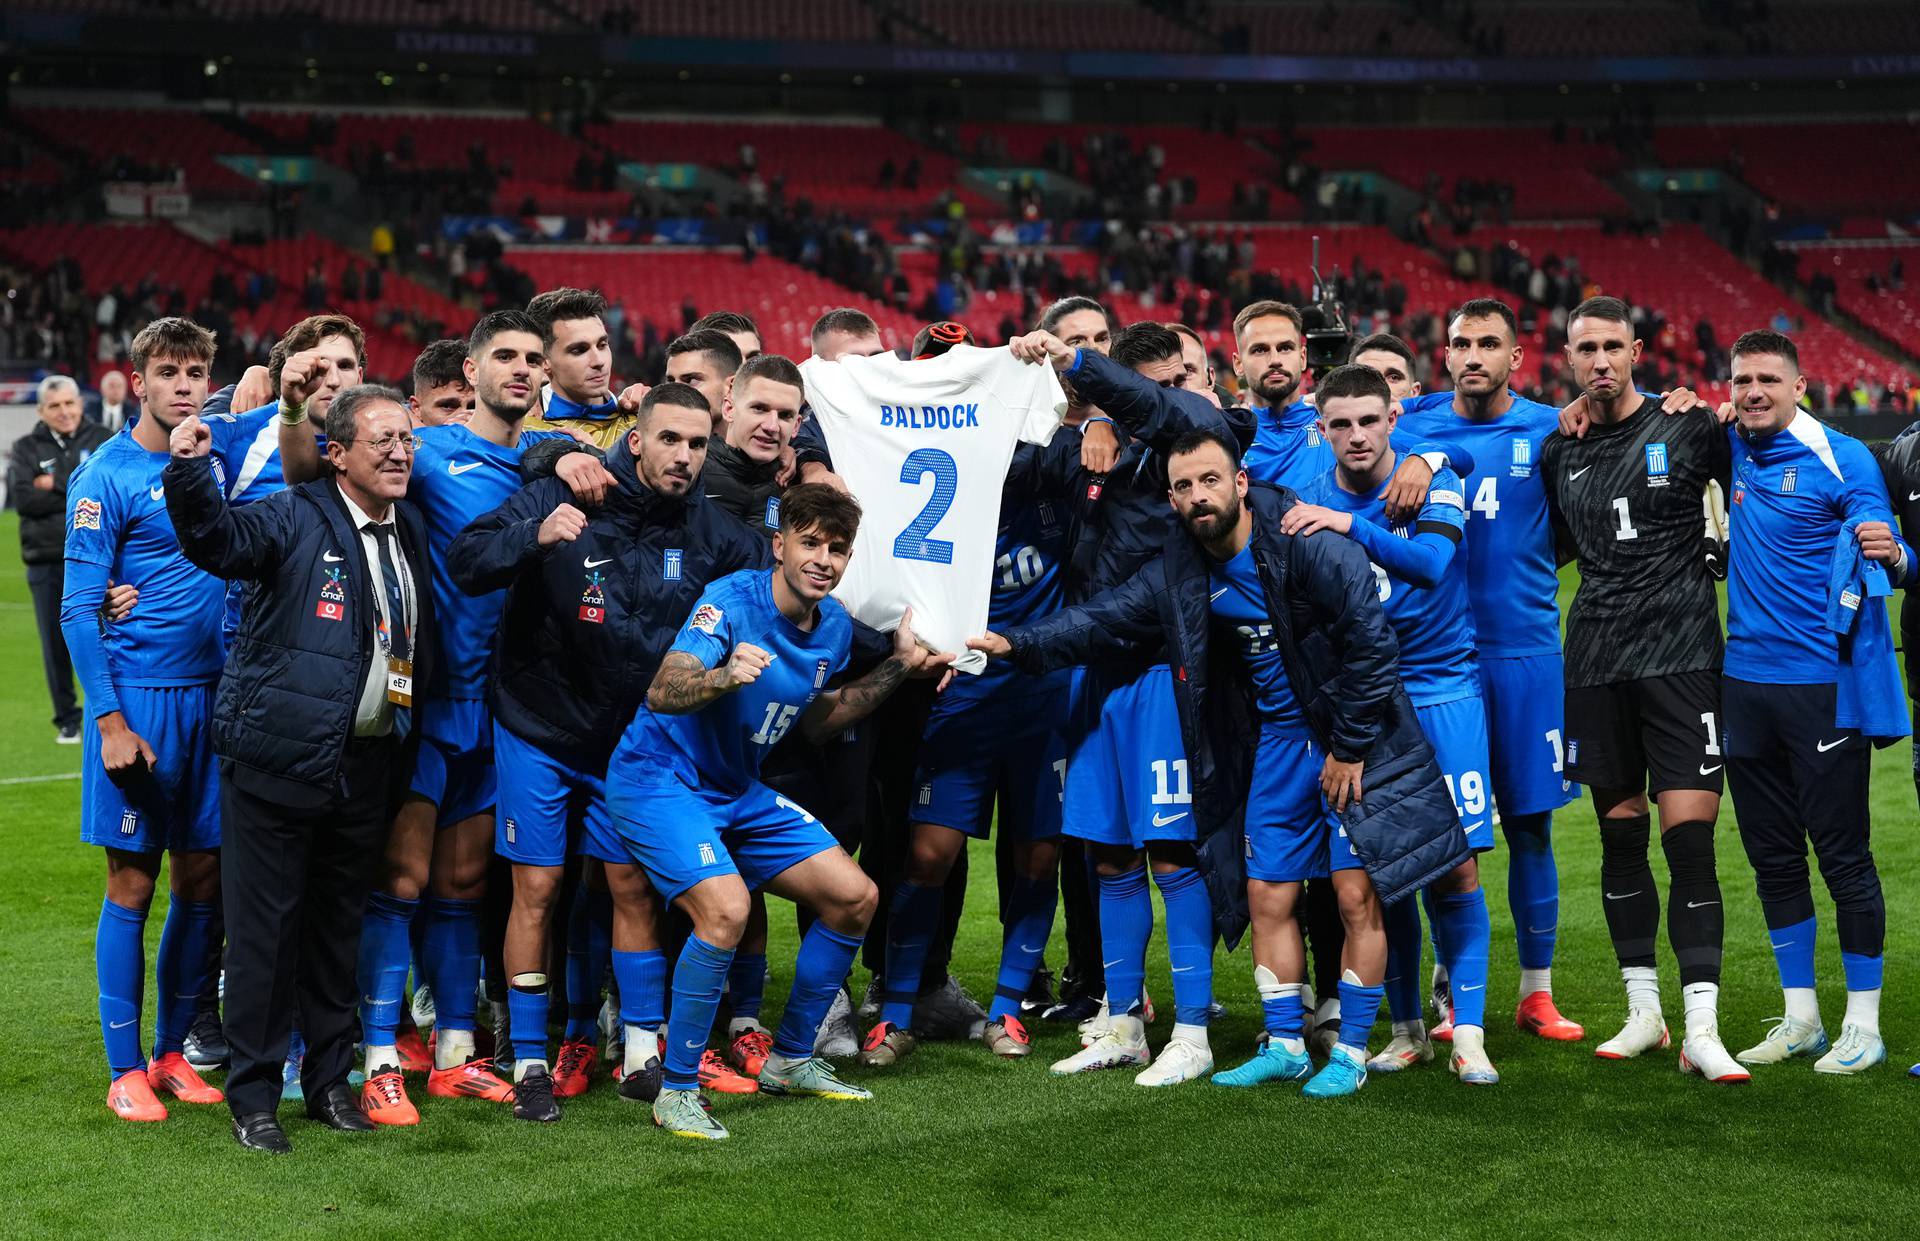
[[336, 484, 414, 738]]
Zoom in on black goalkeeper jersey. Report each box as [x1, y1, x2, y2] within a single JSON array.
[[1541, 401, 1731, 688]]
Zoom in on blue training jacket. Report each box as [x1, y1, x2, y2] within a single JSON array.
[[1827, 520, 1909, 745]]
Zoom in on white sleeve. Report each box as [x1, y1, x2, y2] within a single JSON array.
[[985, 349, 1068, 447]]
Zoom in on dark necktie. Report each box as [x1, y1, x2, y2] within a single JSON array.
[[366, 523, 411, 662]]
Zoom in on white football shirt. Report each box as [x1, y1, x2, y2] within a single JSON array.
[[799, 345, 1066, 673]]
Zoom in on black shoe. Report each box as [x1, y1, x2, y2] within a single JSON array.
[[56, 724, 80, 745], [305, 1083, 374, 1132], [513, 1064, 560, 1122], [183, 1010, 229, 1070], [232, 1111, 292, 1154], [616, 1058, 662, 1105], [1041, 992, 1102, 1024], [1021, 963, 1057, 1014]]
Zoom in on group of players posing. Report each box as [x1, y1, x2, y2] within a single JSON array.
[[71, 281, 1909, 1146]]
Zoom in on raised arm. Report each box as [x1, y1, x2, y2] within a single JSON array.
[[163, 416, 295, 581], [976, 556, 1167, 674], [447, 479, 580, 596], [275, 350, 332, 486]]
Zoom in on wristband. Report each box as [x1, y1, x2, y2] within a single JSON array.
[[280, 400, 307, 426], [1084, 416, 1116, 429]]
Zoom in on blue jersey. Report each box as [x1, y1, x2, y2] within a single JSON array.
[[410, 422, 569, 697], [64, 431, 226, 686], [1727, 414, 1904, 684], [1397, 391, 1563, 658], [618, 570, 853, 795], [1243, 402, 1329, 490], [951, 494, 1070, 703], [1207, 542, 1309, 734], [1301, 464, 1479, 706], [205, 398, 326, 505]]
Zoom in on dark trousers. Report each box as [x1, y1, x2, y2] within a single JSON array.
[[221, 743, 391, 1117], [26, 561, 79, 731], [859, 680, 964, 990], [1724, 677, 1882, 951]]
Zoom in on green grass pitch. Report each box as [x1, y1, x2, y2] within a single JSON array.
[[3, 511, 1918, 1239]]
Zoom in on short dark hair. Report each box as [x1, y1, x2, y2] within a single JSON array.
[[667, 329, 743, 375], [1349, 332, 1415, 368], [130, 316, 216, 372], [779, 482, 862, 545], [1569, 295, 1633, 328], [691, 310, 758, 340], [811, 308, 879, 346], [467, 309, 542, 358], [1165, 322, 1205, 350], [525, 287, 609, 348], [1313, 363, 1393, 410], [1110, 322, 1184, 371], [638, 381, 713, 421], [324, 382, 406, 446], [1168, 427, 1242, 470], [410, 338, 469, 395], [269, 313, 366, 391], [1233, 300, 1304, 342], [1732, 329, 1800, 373], [733, 353, 805, 396], [1039, 296, 1111, 335], [1450, 298, 1519, 340]]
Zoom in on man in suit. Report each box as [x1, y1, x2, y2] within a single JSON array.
[[92, 370, 138, 433], [9, 375, 111, 742], [163, 383, 434, 1154]]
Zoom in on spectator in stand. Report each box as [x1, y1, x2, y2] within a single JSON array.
[[92, 370, 138, 433]]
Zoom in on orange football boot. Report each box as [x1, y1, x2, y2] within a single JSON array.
[[553, 1038, 596, 1099], [394, 1029, 433, 1074], [427, 1055, 515, 1102], [361, 1070, 420, 1126], [108, 1069, 168, 1122], [728, 1028, 773, 1077], [698, 1049, 759, 1094], [147, 1052, 224, 1104], [1516, 991, 1585, 1041]]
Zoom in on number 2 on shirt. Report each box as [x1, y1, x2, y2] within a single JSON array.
[[894, 448, 957, 564]]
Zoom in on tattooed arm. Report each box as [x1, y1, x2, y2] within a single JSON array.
[[800, 608, 953, 743], [645, 645, 772, 714]]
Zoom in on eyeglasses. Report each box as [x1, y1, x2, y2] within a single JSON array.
[[352, 433, 420, 455]]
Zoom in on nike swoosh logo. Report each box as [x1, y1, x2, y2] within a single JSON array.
[[1908, 491, 1920, 501], [584, 556, 613, 568], [1568, 466, 1592, 480], [1528, 924, 1557, 935], [1605, 890, 1642, 901], [1699, 763, 1722, 775], [110, 1018, 136, 1029], [1769, 939, 1793, 949], [1816, 738, 1847, 752], [684, 1039, 703, 1050], [448, 460, 484, 476], [323, 550, 345, 563], [148, 485, 165, 501], [1686, 900, 1720, 909], [1151, 811, 1189, 827], [1019, 944, 1042, 954], [1102, 959, 1124, 970], [1457, 984, 1483, 993], [1171, 965, 1194, 973], [1839, 1050, 1868, 1066], [1208, 587, 1228, 602], [363, 996, 395, 1007]]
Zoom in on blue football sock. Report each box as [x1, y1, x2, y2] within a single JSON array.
[[1383, 896, 1424, 1024], [152, 898, 216, 1059], [508, 979, 550, 1067], [663, 936, 734, 1091], [1335, 977, 1385, 1052], [1503, 812, 1559, 971], [421, 896, 481, 1033], [1097, 867, 1152, 1018], [1842, 950, 1884, 994], [408, 911, 428, 999], [358, 892, 418, 1049], [1433, 887, 1491, 1029], [728, 953, 768, 1023], [990, 873, 1058, 1022], [1767, 914, 1818, 989], [775, 923, 863, 1059], [1153, 866, 1214, 1026], [1263, 989, 1305, 1041], [613, 949, 668, 1030], [97, 898, 147, 1077], [563, 885, 612, 1041], [880, 882, 943, 1029]]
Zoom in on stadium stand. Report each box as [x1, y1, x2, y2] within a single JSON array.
[[889, 0, 1215, 52], [12, 106, 261, 196], [1793, 243, 1920, 360], [1654, 120, 1920, 217]]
